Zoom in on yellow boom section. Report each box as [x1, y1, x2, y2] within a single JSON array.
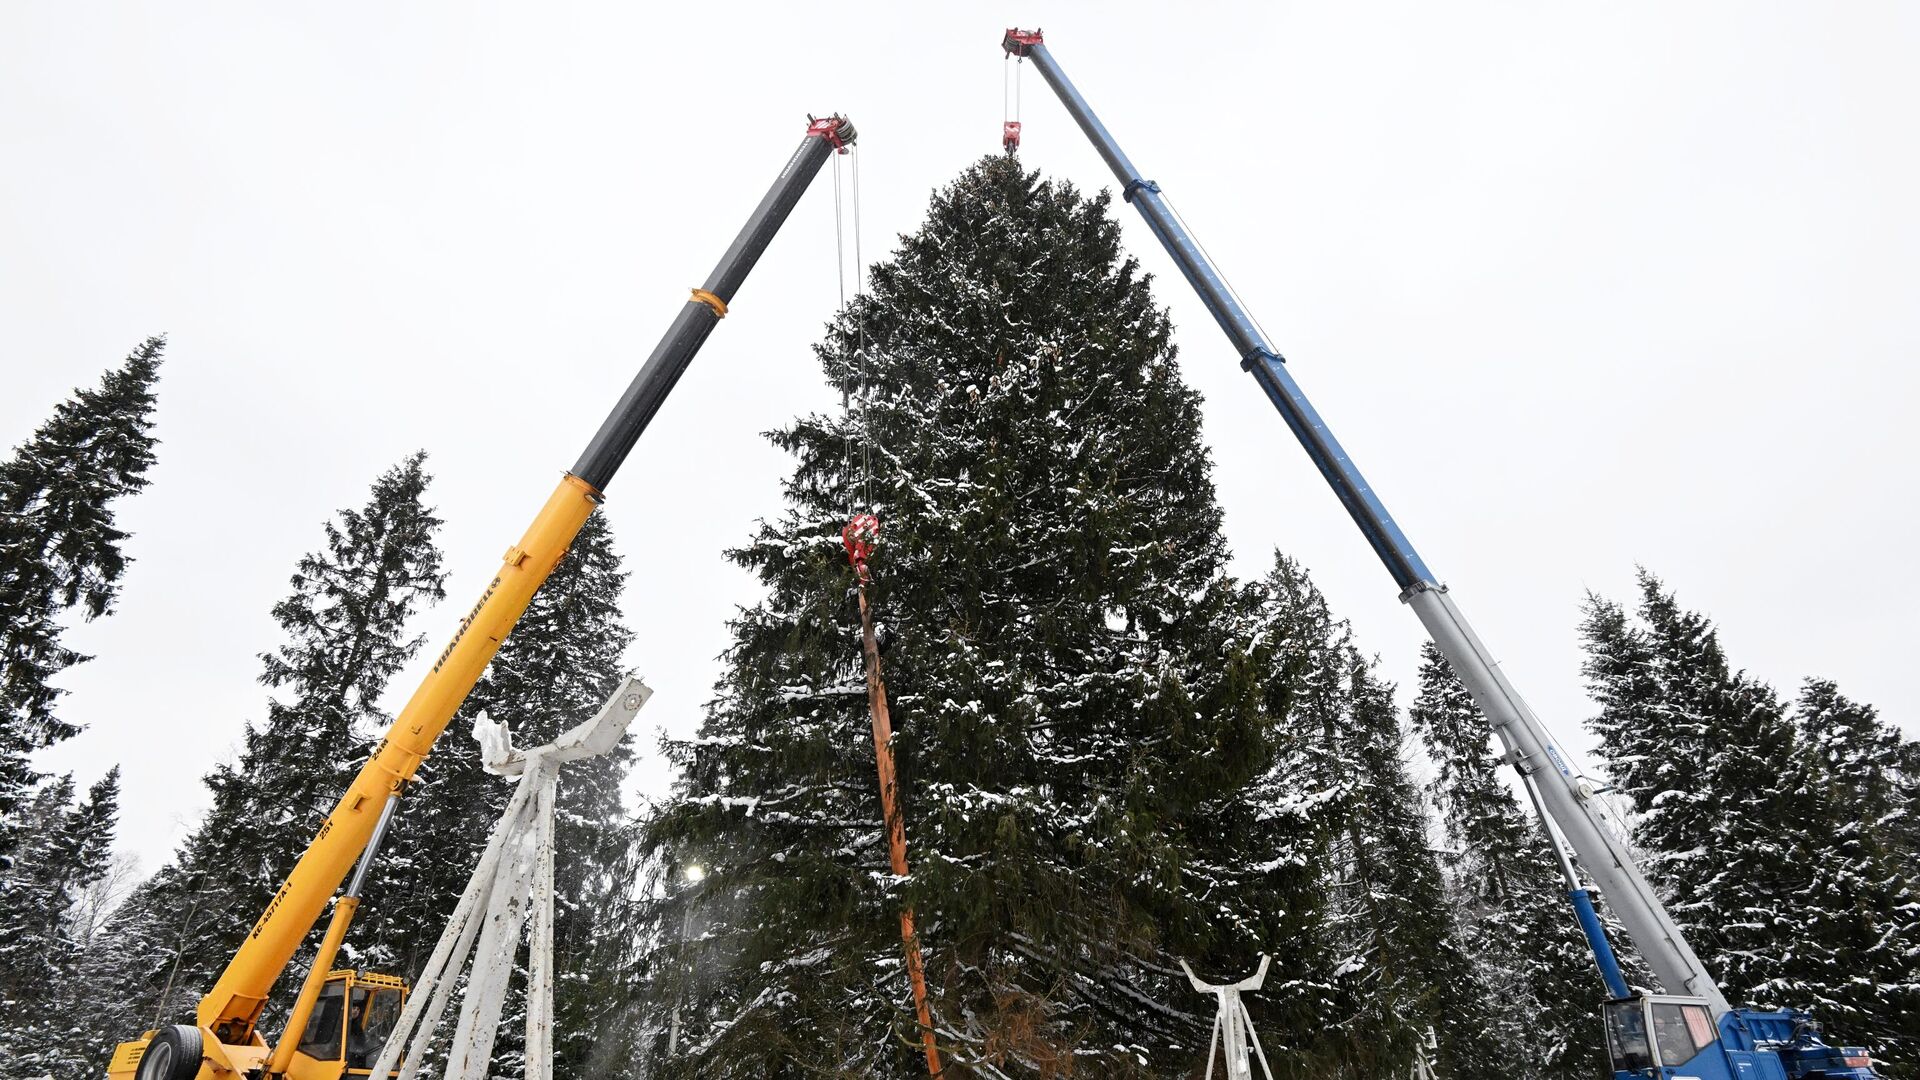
[[166, 113, 855, 1059], [198, 473, 598, 1044]]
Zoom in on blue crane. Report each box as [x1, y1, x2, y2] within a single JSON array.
[[1000, 27, 1882, 1080]]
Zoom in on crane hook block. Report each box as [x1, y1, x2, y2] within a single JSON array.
[[1003, 27, 1044, 57], [842, 514, 879, 572], [1003, 120, 1023, 154], [805, 113, 858, 153]]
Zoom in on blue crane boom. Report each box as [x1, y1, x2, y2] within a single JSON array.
[[1000, 27, 1883, 1080]]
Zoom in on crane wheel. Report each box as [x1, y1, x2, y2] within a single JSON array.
[[134, 1025, 202, 1080]]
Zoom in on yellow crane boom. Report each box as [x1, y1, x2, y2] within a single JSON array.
[[113, 113, 856, 1080]]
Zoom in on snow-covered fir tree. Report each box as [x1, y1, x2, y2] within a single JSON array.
[[1582, 571, 1919, 1069], [1582, 574, 1808, 995], [0, 770, 121, 1003], [1582, 573, 1776, 971], [0, 336, 162, 845], [80, 453, 445, 1054], [0, 768, 121, 1077], [354, 510, 640, 1079], [1408, 643, 1606, 1080], [637, 157, 1331, 1078], [1253, 560, 1497, 1080], [1778, 678, 1920, 1066], [1793, 679, 1915, 860]]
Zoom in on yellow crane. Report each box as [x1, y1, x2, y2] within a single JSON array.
[[110, 113, 856, 1080]]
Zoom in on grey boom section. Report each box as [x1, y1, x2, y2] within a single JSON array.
[[1407, 587, 1730, 1014], [570, 116, 856, 492]]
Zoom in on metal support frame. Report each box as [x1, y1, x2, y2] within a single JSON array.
[[1180, 956, 1276, 1080], [366, 677, 652, 1080]]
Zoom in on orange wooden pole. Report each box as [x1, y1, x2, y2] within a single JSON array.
[[845, 516, 942, 1077]]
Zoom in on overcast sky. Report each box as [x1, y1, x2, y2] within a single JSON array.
[[4, 3, 1915, 869]]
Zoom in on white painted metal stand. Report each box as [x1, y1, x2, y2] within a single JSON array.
[[1180, 954, 1276, 1080], [1412, 1034, 1438, 1080], [366, 676, 651, 1080]]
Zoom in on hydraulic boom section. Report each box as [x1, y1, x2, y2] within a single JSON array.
[[1002, 26, 1884, 1080], [111, 112, 855, 1080]]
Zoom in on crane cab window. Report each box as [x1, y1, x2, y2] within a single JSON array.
[[345, 984, 404, 1072], [296, 982, 347, 1061], [1605, 999, 1655, 1074], [1651, 1002, 1717, 1066]]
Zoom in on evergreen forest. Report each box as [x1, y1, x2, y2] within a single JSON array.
[[2, 161, 1915, 1080]]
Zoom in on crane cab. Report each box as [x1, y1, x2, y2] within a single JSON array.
[[282, 969, 407, 1080], [1605, 994, 1726, 1080], [1605, 994, 1879, 1080], [110, 970, 408, 1080]]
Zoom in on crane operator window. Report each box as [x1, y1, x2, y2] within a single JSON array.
[[1605, 1000, 1655, 1074], [1651, 1002, 1717, 1066], [345, 985, 404, 1072], [296, 983, 347, 1061]]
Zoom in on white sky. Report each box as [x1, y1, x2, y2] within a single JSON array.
[[4, 3, 1915, 868]]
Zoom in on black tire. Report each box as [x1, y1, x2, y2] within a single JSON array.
[[135, 1024, 202, 1080]]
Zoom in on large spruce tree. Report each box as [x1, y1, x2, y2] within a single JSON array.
[[1582, 572, 1919, 1068], [0, 336, 163, 839], [1409, 643, 1605, 1080], [638, 157, 1331, 1078], [82, 454, 446, 1048]]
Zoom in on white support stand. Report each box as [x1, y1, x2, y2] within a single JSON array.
[[1413, 1043, 1437, 1080], [366, 676, 652, 1080], [1412, 1028, 1439, 1080], [1179, 954, 1276, 1080]]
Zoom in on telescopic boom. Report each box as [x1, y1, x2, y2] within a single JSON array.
[[122, 113, 854, 1079], [998, 27, 1726, 1014]]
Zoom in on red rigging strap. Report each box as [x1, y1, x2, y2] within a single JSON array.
[[842, 513, 942, 1077], [842, 513, 879, 577]]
